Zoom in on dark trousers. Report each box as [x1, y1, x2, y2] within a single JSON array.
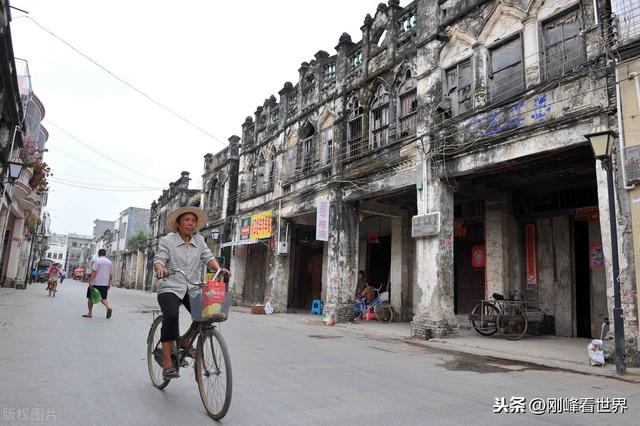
[[157, 292, 191, 342]]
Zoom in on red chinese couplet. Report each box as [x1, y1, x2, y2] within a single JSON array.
[[471, 245, 485, 268], [525, 224, 537, 286]]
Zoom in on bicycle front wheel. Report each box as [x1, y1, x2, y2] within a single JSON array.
[[470, 303, 499, 336], [147, 315, 170, 389], [374, 302, 394, 323], [195, 327, 233, 420], [498, 305, 528, 340]]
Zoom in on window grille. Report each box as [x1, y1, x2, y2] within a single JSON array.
[[347, 98, 363, 158], [350, 51, 363, 69], [399, 11, 417, 34], [489, 35, 524, 102], [323, 63, 336, 80], [398, 70, 417, 138], [445, 59, 472, 115], [543, 8, 585, 80], [370, 85, 389, 149]]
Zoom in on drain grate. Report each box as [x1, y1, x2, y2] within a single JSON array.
[[308, 335, 343, 339]]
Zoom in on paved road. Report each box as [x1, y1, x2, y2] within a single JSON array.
[[1, 280, 639, 425]]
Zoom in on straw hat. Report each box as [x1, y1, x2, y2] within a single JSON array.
[[166, 206, 207, 233]]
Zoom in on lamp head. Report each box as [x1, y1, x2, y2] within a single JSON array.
[[584, 126, 617, 160], [211, 229, 221, 240]]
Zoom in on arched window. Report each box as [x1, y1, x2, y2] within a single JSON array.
[[370, 85, 390, 149], [397, 69, 417, 138], [296, 123, 316, 173], [347, 96, 363, 158], [267, 147, 277, 190], [254, 154, 266, 194]]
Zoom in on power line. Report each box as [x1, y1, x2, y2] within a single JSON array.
[[50, 178, 163, 192], [19, 15, 228, 148], [46, 120, 166, 185]]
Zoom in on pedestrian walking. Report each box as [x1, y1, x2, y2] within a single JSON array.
[[153, 205, 231, 380], [83, 248, 113, 319]]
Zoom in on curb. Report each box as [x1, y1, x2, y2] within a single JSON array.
[[405, 337, 640, 384]]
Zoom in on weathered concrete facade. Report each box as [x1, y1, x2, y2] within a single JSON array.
[[227, 0, 420, 320], [407, 0, 639, 365], [612, 0, 640, 363], [200, 136, 240, 270], [207, 0, 640, 365]]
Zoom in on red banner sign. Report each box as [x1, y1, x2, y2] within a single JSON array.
[[525, 224, 537, 286]]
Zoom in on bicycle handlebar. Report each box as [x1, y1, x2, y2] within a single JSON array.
[[161, 268, 229, 286]]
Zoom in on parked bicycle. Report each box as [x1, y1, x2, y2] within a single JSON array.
[[468, 292, 545, 340], [353, 285, 394, 322], [147, 269, 232, 420]]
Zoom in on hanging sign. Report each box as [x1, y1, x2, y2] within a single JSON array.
[[239, 217, 251, 240], [589, 242, 605, 269], [411, 212, 440, 238], [316, 197, 330, 241], [525, 224, 537, 286], [471, 245, 485, 268], [249, 210, 273, 239]]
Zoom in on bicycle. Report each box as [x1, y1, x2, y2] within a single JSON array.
[[146, 269, 232, 420], [468, 293, 532, 340], [353, 285, 394, 323]]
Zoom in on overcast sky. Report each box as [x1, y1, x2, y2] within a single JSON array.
[[10, 0, 398, 236]]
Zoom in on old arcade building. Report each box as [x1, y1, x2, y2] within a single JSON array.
[[219, 0, 639, 364], [409, 0, 638, 364], [228, 1, 420, 321]]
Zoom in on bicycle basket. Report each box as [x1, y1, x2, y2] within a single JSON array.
[[188, 280, 231, 322]]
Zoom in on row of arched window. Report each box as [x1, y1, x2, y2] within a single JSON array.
[[347, 69, 417, 158]]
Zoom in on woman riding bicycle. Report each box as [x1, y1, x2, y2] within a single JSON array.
[[153, 206, 231, 380], [47, 262, 62, 297]]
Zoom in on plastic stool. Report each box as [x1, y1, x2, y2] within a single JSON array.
[[311, 300, 323, 315]]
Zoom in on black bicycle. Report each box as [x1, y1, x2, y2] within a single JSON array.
[[146, 269, 232, 420]]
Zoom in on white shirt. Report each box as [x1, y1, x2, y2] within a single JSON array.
[[92, 256, 113, 286]]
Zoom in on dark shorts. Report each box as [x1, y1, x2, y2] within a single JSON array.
[[87, 285, 109, 300], [157, 292, 192, 342]]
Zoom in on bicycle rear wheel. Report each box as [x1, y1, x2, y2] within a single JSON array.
[[195, 326, 233, 420], [498, 305, 528, 340], [147, 315, 170, 389], [374, 302, 394, 323]]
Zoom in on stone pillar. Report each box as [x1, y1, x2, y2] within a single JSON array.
[[266, 218, 290, 313], [523, 17, 540, 88], [390, 217, 403, 316], [323, 190, 359, 323], [411, 171, 458, 338], [5, 213, 25, 284], [485, 198, 508, 298], [596, 155, 640, 364], [229, 245, 248, 306]]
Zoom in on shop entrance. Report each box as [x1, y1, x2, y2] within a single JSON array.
[[454, 221, 485, 314], [289, 228, 323, 310], [574, 221, 592, 337], [367, 235, 391, 291], [243, 243, 268, 304]]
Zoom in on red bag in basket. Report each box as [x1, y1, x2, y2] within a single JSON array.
[[201, 280, 226, 320]]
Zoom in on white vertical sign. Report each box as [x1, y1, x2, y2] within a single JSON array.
[[316, 197, 330, 241]]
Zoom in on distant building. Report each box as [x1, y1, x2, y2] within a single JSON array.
[[65, 234, 93, 276], [113, 207, 150, 287], [93, 219, 115, 241]]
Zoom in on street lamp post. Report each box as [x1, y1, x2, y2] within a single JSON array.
[[584, 126, 625, 375]]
